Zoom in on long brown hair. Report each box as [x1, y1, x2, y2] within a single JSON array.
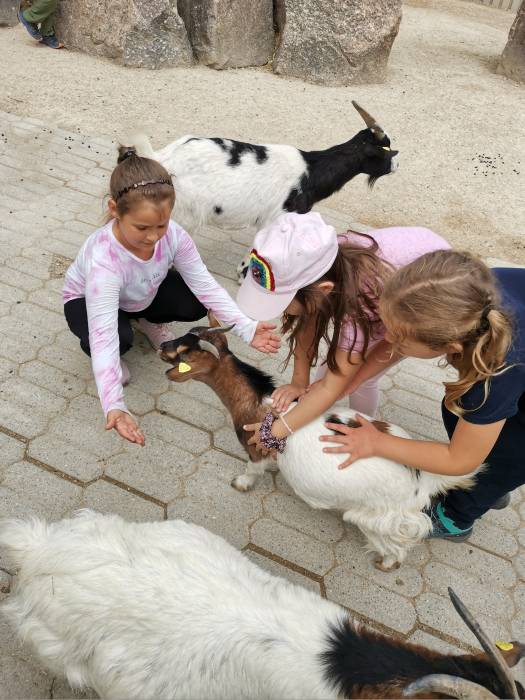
[[379, 250, 513, 415], [282, 231, 393, 373], [108, 146, 175, 218]]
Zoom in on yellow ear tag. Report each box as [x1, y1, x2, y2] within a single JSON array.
[[382, 146, 391, 151], [495, 641, 514, 651], [178, 362, 192, 373]]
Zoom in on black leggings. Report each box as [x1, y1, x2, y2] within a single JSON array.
[[64, 269, 207, 357], [440, 395, 525, 528]]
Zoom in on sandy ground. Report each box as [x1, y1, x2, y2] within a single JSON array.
[[0, 0, 524, 261]]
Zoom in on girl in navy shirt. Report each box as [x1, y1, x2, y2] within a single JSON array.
[[320, 250, 525, 540]]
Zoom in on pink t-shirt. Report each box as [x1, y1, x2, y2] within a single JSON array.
[[63, 220, 257, 416], [337, 227, 451, 353]]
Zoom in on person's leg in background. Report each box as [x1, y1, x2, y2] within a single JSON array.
[[131, 269, 207, 349], [22, 0, 64, 47], [64, 298, 134, 384]]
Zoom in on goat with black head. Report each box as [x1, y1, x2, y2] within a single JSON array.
[[124, 101, 398, 283]]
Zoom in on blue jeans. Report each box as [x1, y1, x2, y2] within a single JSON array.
[[440, 394, 525, 529]]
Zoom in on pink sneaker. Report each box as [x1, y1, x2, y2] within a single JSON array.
[[120, 359, 131, 386], [135, 318, 175, 350]]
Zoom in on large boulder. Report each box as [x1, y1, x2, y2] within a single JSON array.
[[55, 0, 194, 69], [273, 0, 402, 86], [498, 0, 525, 83], [177, 0, 274, 69]]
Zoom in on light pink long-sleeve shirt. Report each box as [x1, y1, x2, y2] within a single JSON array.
[[338, 227, 451, 353], [63, 220, 257, 416]]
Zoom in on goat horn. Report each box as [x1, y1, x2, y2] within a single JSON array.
[[351, 100, 385, 140], [205, 324, 235, 335], [403, 674, 499, 699], [448, 588, 519, 700], [197, 339, 220, 359]]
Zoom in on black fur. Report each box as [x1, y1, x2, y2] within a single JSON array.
[[321, 620, 522, 698], [230, 354, 275, 400], [283, 128, 397, 215], [210, 137, 268, 166]]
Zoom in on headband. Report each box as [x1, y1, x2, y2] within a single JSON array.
[[115, 178, 173, 201]]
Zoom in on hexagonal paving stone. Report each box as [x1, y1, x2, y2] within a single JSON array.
[[428, 539, 516, 589], [249, 517, 334, 576], [416, 592, 511, 649], [335, 528, 424, 598], [324, 565, 417, 634], [198, 448, 275, 491], [140, 412, 210, 455], [86, 379, 155, 416], [104, 440, 195, 502], [244, 549, 321, 593], [82, 480, 164, 522], [168, 467, 265, 549], [263, 491, 344, 544], [157, 391, 225, 432], [0, 432, 26, 470], [213, 426, 247, 460], [19, 361, 85, 399], [423, 561, 515, 621], [0, 461, 83, 521], [168, 381, 224, 410], [468, 520, 518, 558], [28, 435, 104, 482], [407, 630, 463, 655]]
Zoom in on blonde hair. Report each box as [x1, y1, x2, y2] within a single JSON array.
[[379, 250, 513, 416]]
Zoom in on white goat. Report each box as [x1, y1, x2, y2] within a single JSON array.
[[159, 326, 478, 571], [125, 102, 398, 282], [1, 511, 522, 700]]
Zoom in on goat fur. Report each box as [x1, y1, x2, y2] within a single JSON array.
[[0, 511, 517, 700]]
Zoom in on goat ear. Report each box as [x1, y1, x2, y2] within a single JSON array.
[[495, 641, 525, 668]]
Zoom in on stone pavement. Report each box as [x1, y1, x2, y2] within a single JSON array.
[[0, 110, 524, 698]]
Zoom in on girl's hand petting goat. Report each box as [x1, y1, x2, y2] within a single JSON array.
[[271, 383, 307, 412], [321, 413, 380, 468]]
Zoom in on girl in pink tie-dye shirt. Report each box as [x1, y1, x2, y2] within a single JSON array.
[[63, 147, 280, 445]]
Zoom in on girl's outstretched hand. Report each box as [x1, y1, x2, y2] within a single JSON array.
[[106, 409, 145, 446], [250, 322, 281, 354], [272, 384, 306, 412], [319, 414, 380, 469]]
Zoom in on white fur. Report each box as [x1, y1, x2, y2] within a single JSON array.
[[0, 510, 345, 699], [233, 407, 477, 569], [131, 133, 306, 232]]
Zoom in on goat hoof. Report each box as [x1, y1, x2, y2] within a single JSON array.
[[231, 476, 254, 492], [374, 558, 400, 572]]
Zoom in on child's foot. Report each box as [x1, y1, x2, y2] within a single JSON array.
[[135, 319, 175, 351], [18, 11, 42, 40], [120, 359, 131, 386], [41, 34, 64, 49], [491, 493, 511, 510], [427, 502, 473, 542]]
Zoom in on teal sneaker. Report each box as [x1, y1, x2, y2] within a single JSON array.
[[428, 502, 473, 542]]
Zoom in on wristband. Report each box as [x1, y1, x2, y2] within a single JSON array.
[[279, 413, 293, 435], [260, 412, 287, 454]]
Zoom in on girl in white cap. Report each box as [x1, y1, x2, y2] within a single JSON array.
[[236, 211, 449, 450]]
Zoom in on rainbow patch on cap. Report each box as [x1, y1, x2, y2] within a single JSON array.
[[249, 249, 275, 291]]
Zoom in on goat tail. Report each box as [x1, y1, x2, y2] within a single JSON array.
[[0, 517, 49, 569], [118, 132, 156, 159]]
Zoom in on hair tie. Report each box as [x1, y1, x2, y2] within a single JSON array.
[[115, 178, 173, 201], [479, 303, 495, 332], [119, 148, 137, 163]]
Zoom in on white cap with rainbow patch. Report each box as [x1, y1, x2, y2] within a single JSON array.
[[236, 212, 339, 321]]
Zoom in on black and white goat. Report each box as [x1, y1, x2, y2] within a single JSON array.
[[126, 102, 398, 282], [1, 510, 523, 699], [159, 326, 478, 571]]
